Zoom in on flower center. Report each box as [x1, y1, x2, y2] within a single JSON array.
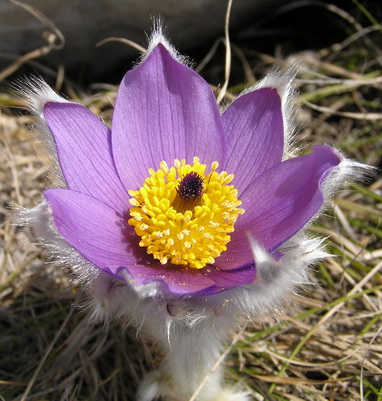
[[177, 171, 204, 201], [128, 157, 244, 269]]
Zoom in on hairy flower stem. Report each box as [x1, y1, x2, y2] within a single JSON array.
[[138, 317, 228, 401]]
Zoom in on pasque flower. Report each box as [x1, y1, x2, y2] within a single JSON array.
[[18, 29, 364, 401]]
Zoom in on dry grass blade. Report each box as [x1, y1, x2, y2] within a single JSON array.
[[188, 324, 248, 401], [250, 374, 352, 385], [303, 100, 382, 120], [216, 0, 233, 104], [0, 0, 64, 82], [96, 37, 146, 53], [19, 296, 77, 401]]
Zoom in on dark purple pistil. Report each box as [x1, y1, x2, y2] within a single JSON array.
[[177, 172, 204, 201]]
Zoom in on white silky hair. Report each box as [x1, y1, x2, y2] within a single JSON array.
[[138, 20, 192, 68], [13, 76, 69, 188], [15, 199, 327, 401], [14, 28, 373, 401], [238, 65, 298, 160]]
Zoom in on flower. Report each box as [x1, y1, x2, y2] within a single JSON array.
[[17, 29, 364, 401], [21, 40, 341, 296]]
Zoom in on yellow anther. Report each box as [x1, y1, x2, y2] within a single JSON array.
[[128, 158, 244, 269]]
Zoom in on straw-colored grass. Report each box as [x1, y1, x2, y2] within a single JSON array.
[[1, 1, 381, 400]]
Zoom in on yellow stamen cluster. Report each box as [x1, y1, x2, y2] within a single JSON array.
[[128, 157, 244, 269]]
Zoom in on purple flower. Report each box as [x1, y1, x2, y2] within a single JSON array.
[[26, 39, 343, 297], [17, 30, 367, 401]]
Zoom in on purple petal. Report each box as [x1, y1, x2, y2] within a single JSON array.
[[222, 88, 284, 192], [44, 102, 129, 210], [237, 146, 341, 250], [44, 188, 138, 270], [119, 263, 256, 296], [212, 230, 254, 271], [44, 188, 217, 295], [213, 148, 340, 271], [112, 44, 225, 191], [201, 265, 257, 294], [117, 264, 217, 295]]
